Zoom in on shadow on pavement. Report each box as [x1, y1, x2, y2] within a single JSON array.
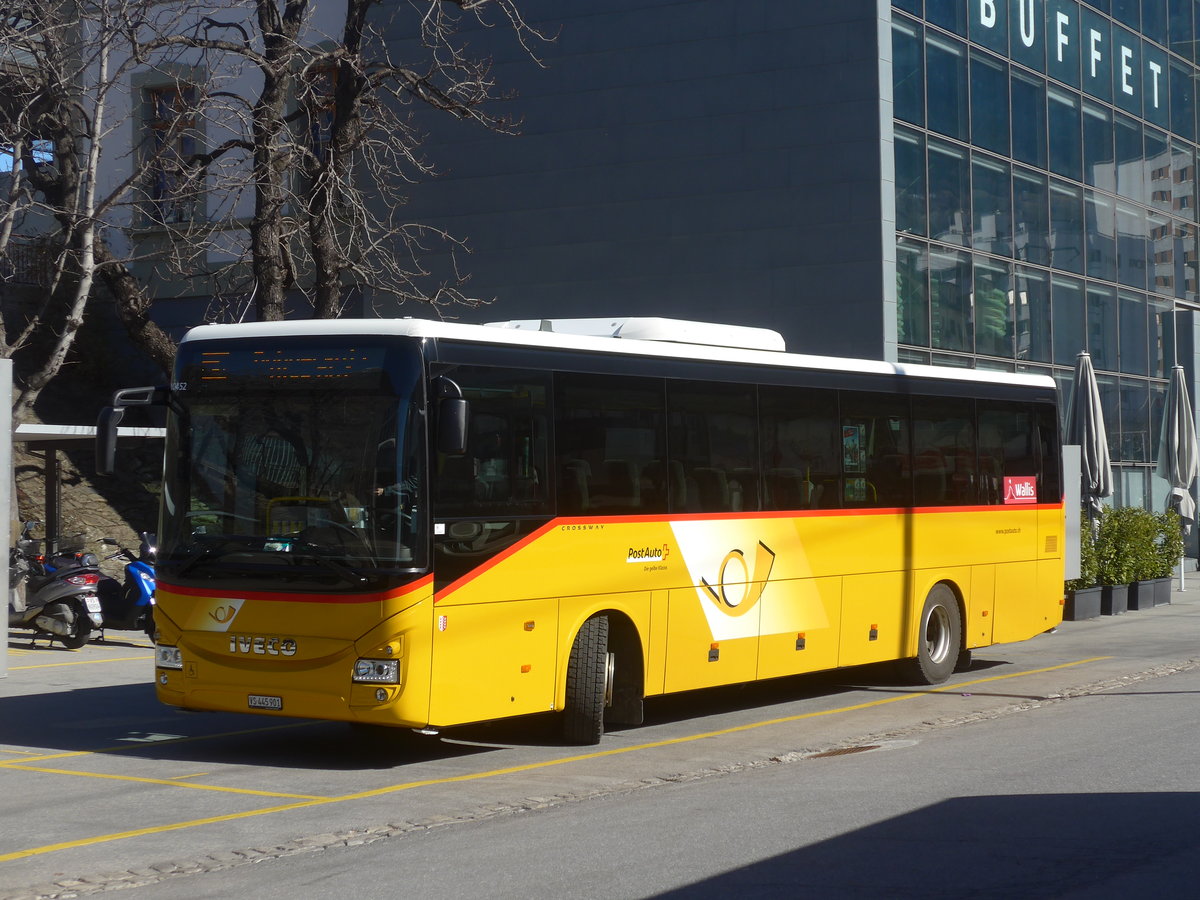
[[656, 792, 1200, 899]]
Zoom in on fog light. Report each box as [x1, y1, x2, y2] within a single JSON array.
[[156, 645, 183, 670], [375, 688, 388, 702], [353, 658, 399, 684]]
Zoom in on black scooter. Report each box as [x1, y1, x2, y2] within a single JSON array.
[[8, 522, 105, 649]]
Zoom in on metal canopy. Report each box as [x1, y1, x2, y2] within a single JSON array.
[[12, 424, 164, 553]]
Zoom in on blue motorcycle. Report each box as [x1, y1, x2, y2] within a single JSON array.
[[96, 533, 157, 640]]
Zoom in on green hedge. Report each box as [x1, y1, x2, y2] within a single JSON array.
[[1073, 506, 1187, 588]]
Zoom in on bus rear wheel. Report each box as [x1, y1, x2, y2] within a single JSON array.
[[900, 584, 961, 685], [563, 615, 610, 745]]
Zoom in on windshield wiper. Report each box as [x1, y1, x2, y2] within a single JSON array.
[[292, 542, 373, 584]]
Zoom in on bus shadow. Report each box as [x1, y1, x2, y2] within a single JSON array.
[[0, 683, 491, 770], [654, 792, 1200, 898]]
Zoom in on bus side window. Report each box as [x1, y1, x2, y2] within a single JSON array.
[[978, 401, 1039, 504], [911, 396, 976, 506], [554, 373, 667, 515], [666, 381, 758, 513], [760, 385, 839, 510], [840, 392, 912, 508], [431, 367, 550, 519]]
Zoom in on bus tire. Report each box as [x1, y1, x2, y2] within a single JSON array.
[[563, 615, 609, 745], [900, 584, 961, 685]]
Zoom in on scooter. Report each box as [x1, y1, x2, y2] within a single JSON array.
[[96, 534, 156, 639], [8, 522, 104, 649]]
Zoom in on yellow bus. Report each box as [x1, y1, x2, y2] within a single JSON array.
[[99, 317, 1064, 744]]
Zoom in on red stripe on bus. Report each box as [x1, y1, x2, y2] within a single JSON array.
[[157, 573, 433, 604]]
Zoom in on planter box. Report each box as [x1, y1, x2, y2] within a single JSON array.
[[1153, 576, 1173, 607], [1100, 584, 1129, 615], [1064, 587, 1102, 621], [1127, 580, 1156, 611]]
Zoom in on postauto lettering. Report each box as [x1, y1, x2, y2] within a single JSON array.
[[973, 1, 1164, 113]]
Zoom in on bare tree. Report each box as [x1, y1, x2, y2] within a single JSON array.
[[1, 0, 546, 422]]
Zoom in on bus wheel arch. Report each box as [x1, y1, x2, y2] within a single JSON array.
[[900, 581, 962, 685], [602, 610, 644, 728]]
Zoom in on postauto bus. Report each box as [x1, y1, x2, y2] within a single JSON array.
[[98, 317, 1064, 744]]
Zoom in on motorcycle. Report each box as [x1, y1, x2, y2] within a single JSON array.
[[96, 533, 157, 639], [8, 522, 105, 649]]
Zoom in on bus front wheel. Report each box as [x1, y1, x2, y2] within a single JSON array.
[[563, 615, 610, 745], [900, 584, 961, 685]]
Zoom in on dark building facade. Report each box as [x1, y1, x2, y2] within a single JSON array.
[[385, 0, 1200, 510]]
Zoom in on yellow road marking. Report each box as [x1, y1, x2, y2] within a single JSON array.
[[9, 655, 153, 671], [0, 656, 1108, 863], [1, 764, 323, 799]]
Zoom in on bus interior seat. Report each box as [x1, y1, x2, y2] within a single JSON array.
[[560, 459, 591, 513], [692, 467, 730, 511], [914, 449, 947, 504], [592, 459, 640, 510]]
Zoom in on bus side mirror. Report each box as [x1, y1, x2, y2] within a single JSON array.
[[438, 398, 469, 456], [95, 406, 126, 476], [95, 385, 167, 476]]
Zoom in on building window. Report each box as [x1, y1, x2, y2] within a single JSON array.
[[143, 85, 198, 224], [0, 140, 53, 173]]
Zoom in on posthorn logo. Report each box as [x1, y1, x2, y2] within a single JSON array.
[[627, 544, 669, 563]]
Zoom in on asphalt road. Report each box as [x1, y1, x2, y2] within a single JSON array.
[[2, 579, 1198, 899]]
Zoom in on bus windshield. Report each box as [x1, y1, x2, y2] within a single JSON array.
[[158, 339, 426, 592]]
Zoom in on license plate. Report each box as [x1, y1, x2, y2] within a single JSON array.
[[84, 596, 102, 613], [247, 694, 283, 711]]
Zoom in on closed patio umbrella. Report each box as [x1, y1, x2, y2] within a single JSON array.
[[1156, 364, 1199, 589], [1064, 351, 1113, 530]]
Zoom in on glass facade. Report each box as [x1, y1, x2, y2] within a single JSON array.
[[892, 0, 1198, 504]]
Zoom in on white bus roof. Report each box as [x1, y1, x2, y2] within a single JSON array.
[[179, 317, 1057, 391]]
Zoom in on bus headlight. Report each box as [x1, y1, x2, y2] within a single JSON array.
[[353, 658, 400, 684], [156, 645, 183, 670]]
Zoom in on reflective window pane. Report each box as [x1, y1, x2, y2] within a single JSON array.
[[1052, 274, 1086, 364], [1119, 378, 1150, 461], [1081, 9, 1112, 103], [927, 34, 969, 140], [893, 19, 924, 126], [1050, 179, 1084, 273], [1085, 190, 1117, 281], [974, 256, 1014, 359], [926, 0, 967, 35], [1117, 201, 1148, 288], [1011, 0, 1046, 70], [972, 154, 1012, 256], [1015, 167, 1052, 264], [1178, 220, 1199, 300], [898, 237, 930, 347], [970, 51, 1009, 155], [1048, 87, 1082, 181], [895, 126, 927, 236], [1172, 141, 1196, 221], [1016, 266, 1053, 363], [970, 0, 1008, 54], [1047, 0, 1082, 87], [1113, 25, 1142, 117], [1115, 114, 1144, 201], [1120, 291, 1150, 374], [1146, 128, 1171, 213], [1011, 71, 1048, 168], [1169, 0, 1195, 62], [1149, 296, 1178, 375], [894, 0, 922, 14], [1083, 101, 1114, 189], [1097, 373, 1121, 458], [1087, 284, 1118, 371], [1170, 59, 1195, 142], [1142, 42, 1170, 129], [1148, 210, 1174, 294], [1143, 0, 1169, 46], [1112, 0, 1141, 29], [930, 247, 972, 352], [929, 138, 970, 246]]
